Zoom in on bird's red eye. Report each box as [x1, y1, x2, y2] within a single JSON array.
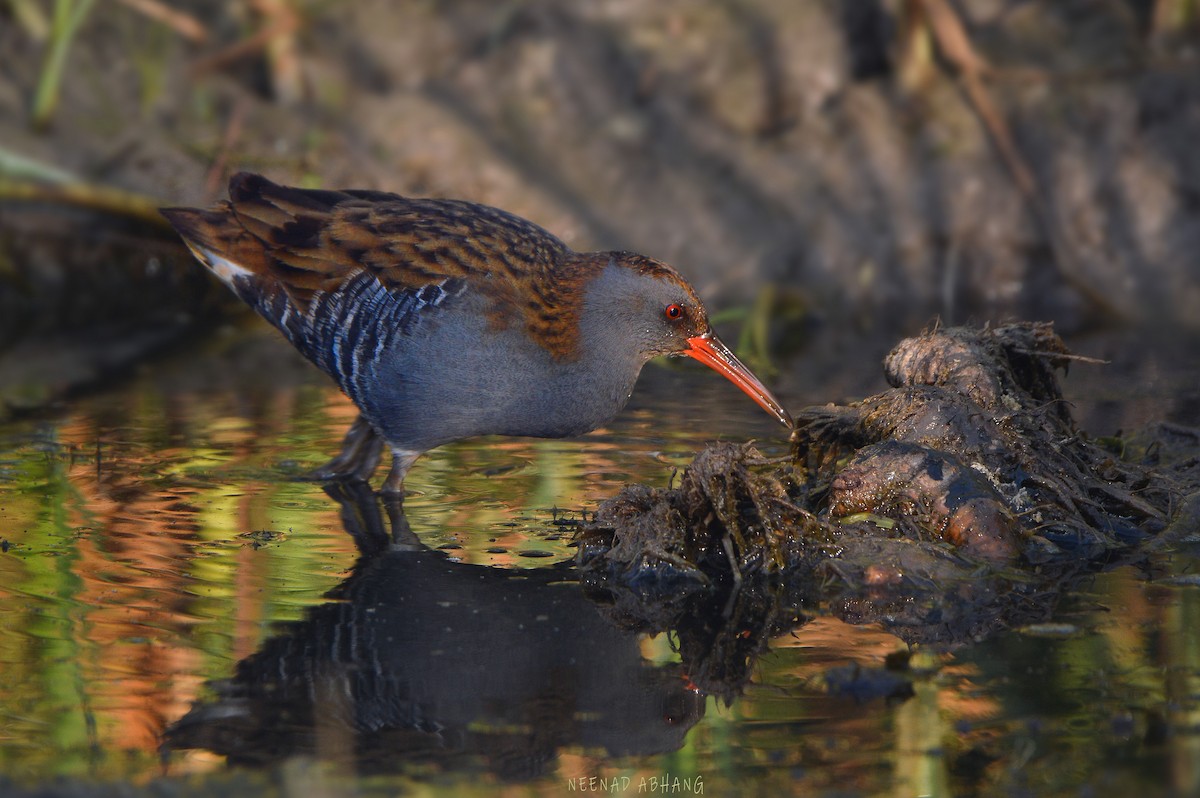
[[665, 303, 684, 321]]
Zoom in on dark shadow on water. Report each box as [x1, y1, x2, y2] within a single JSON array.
[[162, 459, 1110, 782], [163, 481, 707, 781]]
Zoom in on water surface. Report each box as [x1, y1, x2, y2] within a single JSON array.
[[1, 322, 1198, 797]]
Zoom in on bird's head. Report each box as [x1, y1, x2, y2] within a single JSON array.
[[584, 252, 793, 428]]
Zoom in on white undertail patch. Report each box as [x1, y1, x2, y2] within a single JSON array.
[[190, 243, 254, 286]]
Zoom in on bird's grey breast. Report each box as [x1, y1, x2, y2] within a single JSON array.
[[366, 291, 644, 447]]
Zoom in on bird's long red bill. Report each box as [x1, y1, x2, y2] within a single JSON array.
[[685, 332, 793, 428]]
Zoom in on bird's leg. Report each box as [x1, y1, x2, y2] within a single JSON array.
[[381, 450, 421, 497], [305, 414, 384, 482]]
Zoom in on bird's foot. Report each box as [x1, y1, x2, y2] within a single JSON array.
[[301, 415, 384, 482], [380, 450, 420, 496]]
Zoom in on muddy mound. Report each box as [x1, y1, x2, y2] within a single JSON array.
[[577, 323, 1200, 661]]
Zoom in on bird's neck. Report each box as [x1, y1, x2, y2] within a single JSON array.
[[481, 263, 653, 439]]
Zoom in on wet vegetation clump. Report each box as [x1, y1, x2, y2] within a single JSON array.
[[578, 323, 1200, 671]]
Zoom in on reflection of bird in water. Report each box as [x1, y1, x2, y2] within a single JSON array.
[[164, 482, 704, 779], [163, 173, 790, 494]]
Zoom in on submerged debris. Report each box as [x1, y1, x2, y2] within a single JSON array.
[[578, 323, 1200, 652]]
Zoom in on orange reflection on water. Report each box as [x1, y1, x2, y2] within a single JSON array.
[[12, 399, 357, 765]]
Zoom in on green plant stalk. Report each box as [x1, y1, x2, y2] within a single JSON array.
[[31, 0, 98, 130], [0, 145, 77, 183], [0, 177, 171, 229], [749, 284, 777, 376]]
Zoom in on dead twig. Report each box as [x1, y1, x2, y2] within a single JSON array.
[[9, 0, 50, 40], [912, 0, 1128, 322], [1010, 348, 1110, 366], [251, 0, 304, 104], [189, 0, 304, 103], [190, 18, 296, 77], [116, 0, 207, 43], [204, 97, 249, 200]]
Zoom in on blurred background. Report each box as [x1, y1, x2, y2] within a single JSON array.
[[3, 0, 1200, 416]]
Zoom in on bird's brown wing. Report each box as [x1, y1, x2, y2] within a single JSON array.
[[162, 173, 605, 360], [165, 173, 566, 309]]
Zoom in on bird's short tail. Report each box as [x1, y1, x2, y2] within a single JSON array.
[[160, 204, 266, 287]]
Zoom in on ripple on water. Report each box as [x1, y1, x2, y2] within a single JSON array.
[[2, 336, 1200, 795]]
